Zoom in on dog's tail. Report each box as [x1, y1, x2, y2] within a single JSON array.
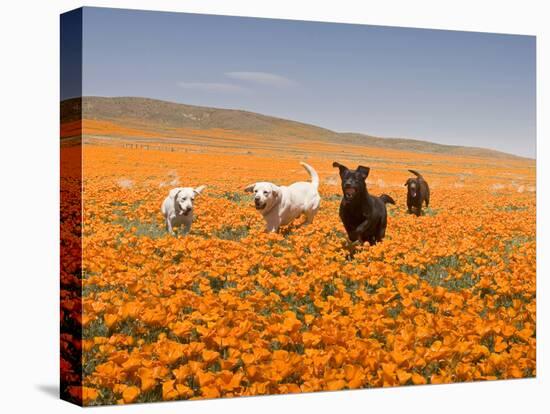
[[408, 169, 423, 179], [300, 162, 319, 189], [379, 194, 396, 205]]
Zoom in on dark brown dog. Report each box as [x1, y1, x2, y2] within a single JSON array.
[[405, 169, 430, 216], [333, 162, 395, 245]]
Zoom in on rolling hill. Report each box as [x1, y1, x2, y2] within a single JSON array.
[[61, 96, 528, 160]]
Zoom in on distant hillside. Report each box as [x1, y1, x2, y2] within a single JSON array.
[[61, 96, 528, 160]]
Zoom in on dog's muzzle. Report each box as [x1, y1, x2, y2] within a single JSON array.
[[180, 208, 192, 216], [254, 199, 266, 210], [344, 187, 357, 200]]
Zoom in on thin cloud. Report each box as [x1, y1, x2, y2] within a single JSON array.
[[177, 81, 248, 93], [225, 71, 296, 87]]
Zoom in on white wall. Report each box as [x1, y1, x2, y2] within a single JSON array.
[[0, 1, 546, 413]]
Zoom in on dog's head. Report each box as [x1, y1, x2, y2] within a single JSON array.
[[244, 182, 281, 213], [332, 162, 370, 201], [171, 185, 206, 216], [404, 178, 418, 198]]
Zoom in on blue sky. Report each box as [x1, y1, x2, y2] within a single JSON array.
[[76, 7, 536, 157]]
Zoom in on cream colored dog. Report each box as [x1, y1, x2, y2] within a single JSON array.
[[244, 162, 320, 232], [161, 185, 206, 235]]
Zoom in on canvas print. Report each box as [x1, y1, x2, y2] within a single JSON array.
[[60, 7, 536, 406]]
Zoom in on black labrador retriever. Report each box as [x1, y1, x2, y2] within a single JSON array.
[[405, 169, 430, 216], [333, 162, 395, 245]]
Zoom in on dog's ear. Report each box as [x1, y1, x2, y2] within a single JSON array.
[[271, 184, 281, 198], [194, 185, 206, 196], [244, 183, 256, 193], [169, 188, 183, 198], [357, 166, 370, 180], [332, 161, 348, 176]]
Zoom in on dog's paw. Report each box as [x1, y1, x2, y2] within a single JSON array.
[[351, 230, 362, 242]]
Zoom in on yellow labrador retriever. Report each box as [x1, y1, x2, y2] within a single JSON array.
[[244, 162, 320, 232], [161, 185, 206, 235]]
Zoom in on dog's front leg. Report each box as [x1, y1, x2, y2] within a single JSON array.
[[343, 221, 358, 242], [354, 219, 376, 243], [183, 222, 191, 235], [264, 214, 280, 233], [265, 223, 279, 233], [346, 230, 359, 242], [166, 217, 175, 235], [354, 219, 370, 240]]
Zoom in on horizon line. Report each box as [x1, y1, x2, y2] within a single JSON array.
[[60, 95, 535, 160]]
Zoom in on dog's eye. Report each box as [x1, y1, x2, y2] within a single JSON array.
[[264, 191, 268, 195]]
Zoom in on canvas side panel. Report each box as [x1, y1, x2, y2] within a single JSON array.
[[60, 8, 83, 407]]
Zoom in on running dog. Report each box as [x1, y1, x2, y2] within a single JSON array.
[[405, 169, 430, 216], [161, 185, 206, 235], [244, 162, 321, 232], [333, 162, 395, 245]]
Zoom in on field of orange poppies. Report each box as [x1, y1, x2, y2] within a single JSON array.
[[61, 133, 535, 405]]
